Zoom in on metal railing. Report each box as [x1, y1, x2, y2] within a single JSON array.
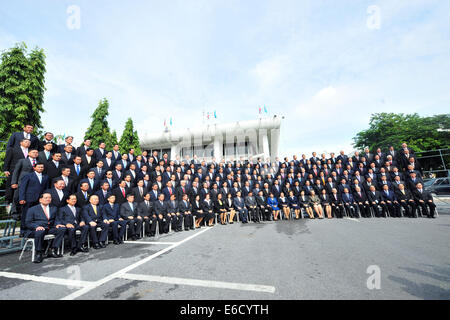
[[415, 148, 450, 178]]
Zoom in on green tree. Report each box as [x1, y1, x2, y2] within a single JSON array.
[[108, 129, 119, 149], [353, 113, 450, 152], [83, 98, 112, 149], [119, 118, 141, 155], [0, 43, 46, 193]]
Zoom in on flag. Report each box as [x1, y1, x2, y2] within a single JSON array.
[[214, 110, 217, 118], [170, 117, 172, 126], [264, 105, 268, 114], [164, 119, 166, 127], [259, 107, 261, 114], [207, 112, 210, 120]]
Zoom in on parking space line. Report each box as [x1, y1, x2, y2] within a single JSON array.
[[344, 217, 360, 222], [0, 271, 92, 288], [123, 241, 177, 245], [119, 273, 276, 293], [60, 227, 212, 300]]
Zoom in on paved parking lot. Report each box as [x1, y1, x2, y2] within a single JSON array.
[[0, 204, 449, 300]]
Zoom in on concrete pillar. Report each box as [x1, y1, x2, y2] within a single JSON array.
[[213, 135, 223, 162], [170, 144, 179, 160], [270, 127, 280, 161], [261, 132, 270, 160]]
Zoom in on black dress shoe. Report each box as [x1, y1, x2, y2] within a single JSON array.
[[79, 246, 89, 252], [70, 249, 78, 256], [119, 239, 124, 244], [132, 236, 137, 241], [99, 242, 106, 248], [93, 243, 101, 249], [34, 252, 44, 263], [47, 248, 62, 258], [113, 240, 120, 245], [190, 227, 195, 230]]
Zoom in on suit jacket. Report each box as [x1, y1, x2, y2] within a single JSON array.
[[79, 178, 100, 194], [59, 205, 84, 225], [25, 204, 60, 231], [45, 187, 69, 208], [353, 191, 368, 203], [95, 189, 111, 206], [178, 200, 192, 214], [101, 203, 121, 220], [60, 152, 75, 165], [3, 146, 26, 172], [11, 158, 36, 185], [93, 148, 106, 161], [395, 188, 413, 202], [37, 150, 52, 164], [137, 200, 153, 217], [82, 204, 104, 223], [7, 132, 39, 150], [166, 200, 179, 214], [233, 197, 245, 210], [18, 172, 49, 203], [38, 140, 58, 153], [153, 200, 167, 216], [44, 160, 63, 183]]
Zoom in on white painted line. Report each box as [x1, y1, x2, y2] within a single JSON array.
[[119, 273, 276, 294], [0, 271, 91, 288], [123, 241, 177, 245], [60, 227, 212, 300], [344, 217, 360, 222]]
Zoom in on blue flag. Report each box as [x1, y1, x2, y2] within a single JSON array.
[[264, 105, 268, 113]]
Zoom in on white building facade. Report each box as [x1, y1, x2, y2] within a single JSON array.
[[140, 116, 282, 162]]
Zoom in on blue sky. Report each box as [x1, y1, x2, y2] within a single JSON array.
[[1, 0, 449, 156]]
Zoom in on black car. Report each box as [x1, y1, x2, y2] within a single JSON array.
[[425, 177, 450, 195]]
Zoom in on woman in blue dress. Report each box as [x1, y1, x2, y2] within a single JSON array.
[[267, 193, 280, 220]]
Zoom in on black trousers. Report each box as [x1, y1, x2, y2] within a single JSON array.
[[247, 207, 259, 222], [157, 214, 171, 233], [416, 201, 436, 217], [66, 224, 89, 249], [257, 206, 272, 220], [332, 204, 344, 218], [355, 203, 371, 217], [125, 218, 143, 238], [399, 200, 417, 217], [142, 216, 157, 235], [88, 222, 109, 244], [27, 227, 66, 252], [183, 213, 194, 229], [109, 220, 127, 241], [370, 203, 387, 217]]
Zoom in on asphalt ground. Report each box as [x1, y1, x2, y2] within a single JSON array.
[[0, 203, 449, 300]]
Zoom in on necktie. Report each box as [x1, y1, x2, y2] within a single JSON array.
[[32, 158, 36, 167], [76, 165, 80, 175], [122, 188, 125, 198], [43, 206, 49, 220], [93, 206, 97, 215]]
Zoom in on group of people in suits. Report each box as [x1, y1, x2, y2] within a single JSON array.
[[2, 125, 438, 264]]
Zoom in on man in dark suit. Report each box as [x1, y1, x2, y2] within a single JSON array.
[[78, 169, 100, 194], [59, 194, 89, 255], [44, 152, 63, 183], [82, 194, 108, 249], [394, 183, 417, 218], [166, 194, 182, 232], [3, 138, 30, 206], [60, 167, 75, 194], [413, 183, 436, 218], [75, 182, 90, 208], [353, 186, 371, 218], [38, 132, 58, 153], [111, 145, 121, 163], [25, 192, 66, 263], [7, 124, 39, 150], [154, 193, 170, 234], [137, 193, 157, 236], [58, 136, 75, 155], [45, 178, 69, 209], [93, 160, 106, 181], [93, 142, 107, 161], [367, 185, 387, 217], [381, 184, 400, 217], [18, 163, 49, 235], [113, 180, 130, 205], [120, 194, 143, 240], [95, 181, 112, 205], [38, 141, 54, 163], [60, 145, 75, 165], [233, 191, 248, 223], [81, 148, 96, 169], [76, 139, 91, 157], [69, 156, 87, 193], [178, 194, 194, 231]]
